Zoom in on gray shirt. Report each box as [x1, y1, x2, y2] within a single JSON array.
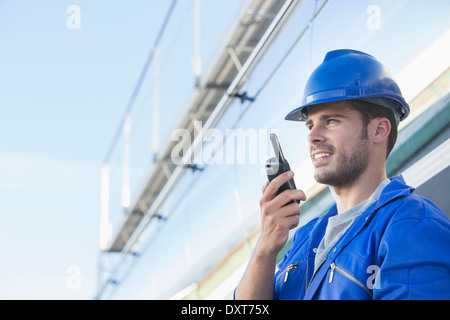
[[314, 179, 390, 273]]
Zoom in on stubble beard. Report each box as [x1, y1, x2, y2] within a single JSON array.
[[314, 133, 370, 189]]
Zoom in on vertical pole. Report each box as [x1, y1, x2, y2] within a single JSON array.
[[122, 113, 131, 209], [308, 0, 319, 73], [152, 45, 160, 161], [100, 164, 111, 250], [234, 188, 252, 253], [96, 251, 104, 296], [193, 0, 202, 86]]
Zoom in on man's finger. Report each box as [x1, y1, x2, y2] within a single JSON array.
[[271, 189, 306, 209], [261, 181, 269, 194], [264, 171, 295, 199]]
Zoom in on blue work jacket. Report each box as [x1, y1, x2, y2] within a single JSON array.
[[273, 175, 450, 300]]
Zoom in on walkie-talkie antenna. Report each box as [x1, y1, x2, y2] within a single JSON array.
[[270, 133, 286, 163]]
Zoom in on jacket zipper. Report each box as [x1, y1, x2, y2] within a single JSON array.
[[306, 259, 324, 294], [329, 263, 373, 299], [277, 263, 298, 283]]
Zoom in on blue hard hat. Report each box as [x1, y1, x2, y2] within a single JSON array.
[[285, 49, 410, 122]]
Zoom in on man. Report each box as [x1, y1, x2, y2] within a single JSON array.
[[235, 49, 450, 299]]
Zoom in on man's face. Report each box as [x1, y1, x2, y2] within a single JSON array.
[[305, 101, 370, 188]]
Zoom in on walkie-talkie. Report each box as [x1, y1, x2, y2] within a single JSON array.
[[265, 133, 299, 205]]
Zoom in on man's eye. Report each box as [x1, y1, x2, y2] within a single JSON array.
[[326, 119, 338, 125]]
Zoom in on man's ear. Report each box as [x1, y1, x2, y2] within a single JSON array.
[[371, 117, 391, 144]]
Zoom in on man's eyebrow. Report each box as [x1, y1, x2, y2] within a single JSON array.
[[322, 113, 348, 120]]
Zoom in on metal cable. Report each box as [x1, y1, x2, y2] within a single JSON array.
[[103, 0, 178, 164]]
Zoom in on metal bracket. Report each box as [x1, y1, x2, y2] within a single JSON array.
[[231, 91, 256, 104], [185, 164, 204, 172]]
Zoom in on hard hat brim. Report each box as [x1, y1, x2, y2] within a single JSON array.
[[285, 89, 410, 122]]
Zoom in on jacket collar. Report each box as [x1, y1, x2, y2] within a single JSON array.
[[376, 175, 415, 208]]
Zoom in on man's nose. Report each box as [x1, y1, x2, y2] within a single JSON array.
[[307, 125, 325, 145]]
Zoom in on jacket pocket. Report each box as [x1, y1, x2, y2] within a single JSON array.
[[274, 261, 307, 299], [328, 262, 373, 299]]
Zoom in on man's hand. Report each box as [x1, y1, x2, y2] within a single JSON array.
[[235, 170, 306, 300], [258, 170, 306, 257]]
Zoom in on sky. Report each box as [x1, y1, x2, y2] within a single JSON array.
[[0, 0, 246, 300], [0, 0, 449, 300], [0, 0, 176, 299], [0, 1, 137, 299]]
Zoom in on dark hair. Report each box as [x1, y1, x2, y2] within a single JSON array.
[[348, 99, 398, 159]]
